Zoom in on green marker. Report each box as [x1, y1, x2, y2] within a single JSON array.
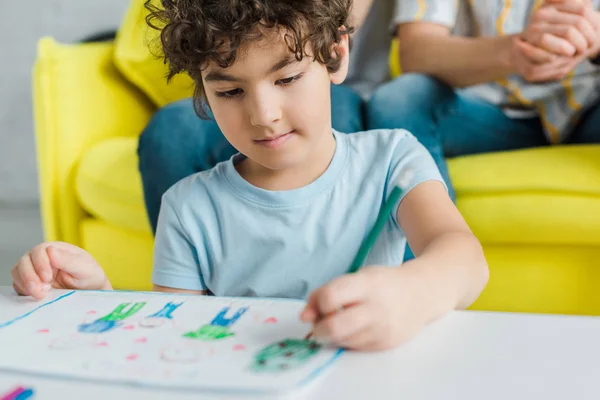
[[348, 170, 413, 273]]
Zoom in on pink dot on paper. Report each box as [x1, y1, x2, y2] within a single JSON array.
[[134, 337, 147, 343], [233, 344, 246, 351], [37, 329, 49, 333], [86, 310, 97, 315], [123, 325, 135, 330], [94, 342, 109, 347], [264, 317, 278, 324], [126, 354, 139, 361]]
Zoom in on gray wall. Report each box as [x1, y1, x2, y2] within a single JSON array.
[[0, 0, 131, 206]]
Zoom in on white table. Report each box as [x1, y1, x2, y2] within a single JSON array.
[[1, 286, 599, 399]]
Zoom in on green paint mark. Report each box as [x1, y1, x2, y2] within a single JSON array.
[[99, 302, 146, 322], [183, 324, 235, 340], [251, 339, 321, 372]]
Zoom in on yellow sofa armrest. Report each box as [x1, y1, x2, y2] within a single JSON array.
[[33, 37, 156, 246]]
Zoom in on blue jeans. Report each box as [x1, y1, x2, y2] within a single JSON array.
[[366, 73, 600, 200]]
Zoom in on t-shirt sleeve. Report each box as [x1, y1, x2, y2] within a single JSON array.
[[151, 194, 207, 291], [385, 130, 447, 227], [394, 0, 458, 28]]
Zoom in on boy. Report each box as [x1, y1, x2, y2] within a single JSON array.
[[11, 0, 488, 351]]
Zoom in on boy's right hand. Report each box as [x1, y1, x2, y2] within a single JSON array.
[[11, 242, 111, 300]]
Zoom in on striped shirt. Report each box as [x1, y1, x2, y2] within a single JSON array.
[[395, 0, 600, 143]]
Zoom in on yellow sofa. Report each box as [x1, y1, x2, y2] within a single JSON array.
[[33, 2, 600, 315]]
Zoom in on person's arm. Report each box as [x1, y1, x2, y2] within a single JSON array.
[[397, 22, 516, 88], [151, 195, 210, 295], [299, 179, 488, 351], [398, 180, 489, 317], [153, 284, 206, 295], [300, 133, 488, 351], [396, 0, 600, 87], [392, 0, 515, 87]]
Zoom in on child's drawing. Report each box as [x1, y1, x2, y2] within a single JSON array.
[[183, 306, 248, 341], [0, 292, 342, 394], [211, 306, 248, 327], [78, 302, 146, 333], [251, 339, 321, 372], [139, 302, 183, 328]]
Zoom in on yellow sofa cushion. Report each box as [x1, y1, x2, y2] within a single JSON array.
[[76, 137, 151, 234], [451, 145, 600, 246], [81, 218, 153, 291], [114, 0, 194, 107], [472, 244, 600, 316]]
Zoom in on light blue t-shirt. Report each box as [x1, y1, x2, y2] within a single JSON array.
[[152, 129, 444, 299]]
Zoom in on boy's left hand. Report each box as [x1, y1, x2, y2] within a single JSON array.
[[300, 266, 428, 351]]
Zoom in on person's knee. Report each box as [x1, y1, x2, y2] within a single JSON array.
[[331, 84, 363, 107], [330, 84, 365, 133], [366, 73, 455, 128], [138, 98, 199, 160]]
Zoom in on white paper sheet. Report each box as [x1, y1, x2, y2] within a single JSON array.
[[0, 289, 71, 325], [0, 290, 343, 395]]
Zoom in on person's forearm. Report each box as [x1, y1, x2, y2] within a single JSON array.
[[399, 34, 517, 87], [405, 232, 489, 324], [152, 284, 206, 295]]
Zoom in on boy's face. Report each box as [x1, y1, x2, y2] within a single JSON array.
[[201, 29, 349, 176]]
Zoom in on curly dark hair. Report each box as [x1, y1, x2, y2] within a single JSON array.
[[145, 0, 354, 117]]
